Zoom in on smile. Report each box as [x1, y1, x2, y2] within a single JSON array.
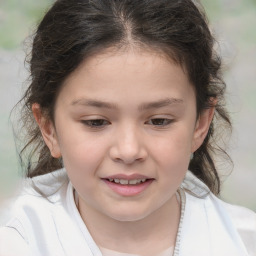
[[103, 176, 154, 196], [107, 178, 147, 185]]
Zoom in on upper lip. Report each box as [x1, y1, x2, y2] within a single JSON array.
[[103, 174, 152, 180]]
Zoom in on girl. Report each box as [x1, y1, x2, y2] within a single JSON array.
[[0, 0, 255, 255]]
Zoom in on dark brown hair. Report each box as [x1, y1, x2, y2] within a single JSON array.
[[18, 0, 231, 194]]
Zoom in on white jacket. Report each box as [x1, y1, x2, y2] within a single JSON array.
[[0, 169, 255, 256]]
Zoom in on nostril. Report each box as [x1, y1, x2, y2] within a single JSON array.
[[112, 157, 123, 163]]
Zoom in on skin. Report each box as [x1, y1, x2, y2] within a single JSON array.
[[33, 48, 214, 255]]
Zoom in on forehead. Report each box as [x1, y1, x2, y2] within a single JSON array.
[[66, 46, 187, 79], [58, 48, 195, 106]]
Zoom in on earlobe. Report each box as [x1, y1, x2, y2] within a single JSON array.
[[192, 106, 215, 152], [32, 103, 61, 158]]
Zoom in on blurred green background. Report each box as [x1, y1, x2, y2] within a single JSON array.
[[0, 0, 255, 220]]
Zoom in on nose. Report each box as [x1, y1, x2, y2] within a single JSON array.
[[109, 124, 148, 165]]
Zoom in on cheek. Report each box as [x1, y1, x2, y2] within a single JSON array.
[[56, 125, 109, 173], [60, 137, 107, 194], [150, 127, 193, 183], [151, 127, 193, 162]]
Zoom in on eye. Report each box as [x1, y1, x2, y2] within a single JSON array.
[[81, 119, 110, 128], [147, 118, 173, 126]]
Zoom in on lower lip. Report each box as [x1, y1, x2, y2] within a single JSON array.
[[103, 179, 154, 196]]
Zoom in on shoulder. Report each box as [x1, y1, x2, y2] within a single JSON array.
[[180, 190, 256, 255], [13, 168, 69, 206], [4, 169, 69, 222], [8, 169, 69, 221], [207, 193, 256, 234], [0, 227, 29, 256], [221, 200, 256, 255], [23, 168, 69, 198], [1, 169, 70, 234], [206, 194, 256, 255], [0, 170, 73, 255], [222, 201, 256, 228], [182, 172, 256, 255]]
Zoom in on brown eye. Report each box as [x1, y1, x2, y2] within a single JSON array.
[[82, 119, 110, 127], [148, 118, 173, 126]]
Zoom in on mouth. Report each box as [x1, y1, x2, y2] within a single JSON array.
[[102, 176, 154, 196], [106, 178, 149, 185]]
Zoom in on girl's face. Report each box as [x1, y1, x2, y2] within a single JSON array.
[[39, 49, 213, 222]]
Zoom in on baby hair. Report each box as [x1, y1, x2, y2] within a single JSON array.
[[18, 0, 231, 194]]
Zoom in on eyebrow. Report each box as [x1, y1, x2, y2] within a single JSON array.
[[138, 98, 184, 111], [71, 97, 184, 110], [71, 98, 118, 109]]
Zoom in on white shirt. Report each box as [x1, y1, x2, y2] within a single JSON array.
[[0, 169, 255, 256]]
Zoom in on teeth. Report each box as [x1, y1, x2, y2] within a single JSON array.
[[108, 178, 147, 185], [120, 179, 129, 185], [128, 179, 137, 185], [129, 179, 145, 185]]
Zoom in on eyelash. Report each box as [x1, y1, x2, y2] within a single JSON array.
[[146, 118, 174, 127], [81, 118, 174, 128], [81, 119, 110, 128]]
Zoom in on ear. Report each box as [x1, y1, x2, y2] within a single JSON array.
[[32, 103, 61, 158], [191, 106, 215, 153]]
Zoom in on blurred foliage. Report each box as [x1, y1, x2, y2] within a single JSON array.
[[0, 0, 53, 49], [205, 0, 256, 42]]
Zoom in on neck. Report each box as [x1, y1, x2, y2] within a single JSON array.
[[78, 193, 180, 256]]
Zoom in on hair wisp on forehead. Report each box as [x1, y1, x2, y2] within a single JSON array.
[[17, 0, 231, 194]]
